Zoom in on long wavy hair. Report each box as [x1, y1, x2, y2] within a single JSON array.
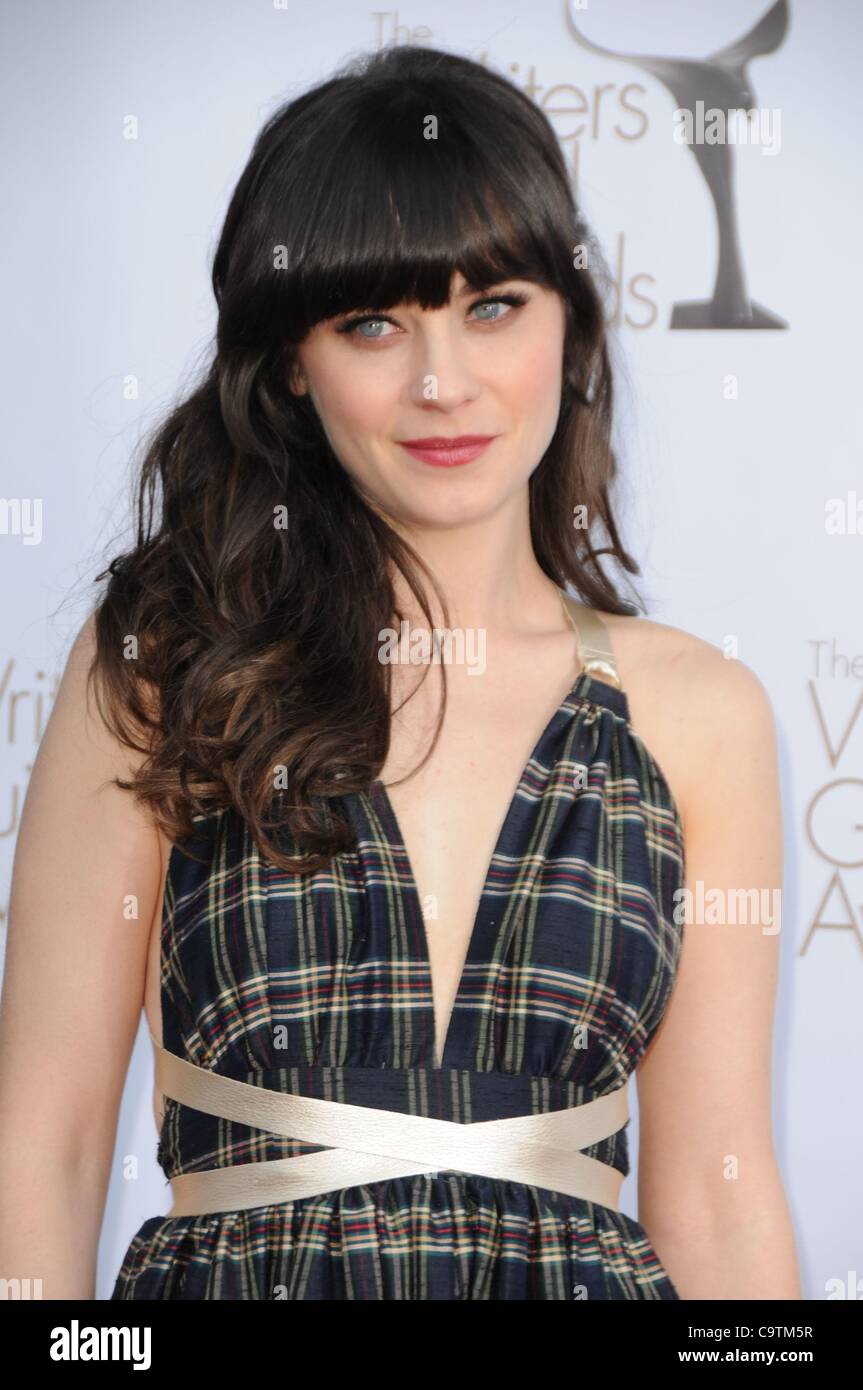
[[88, 43, 644, 873]]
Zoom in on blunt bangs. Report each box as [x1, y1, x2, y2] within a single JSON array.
[[253, 60, 581, 339]]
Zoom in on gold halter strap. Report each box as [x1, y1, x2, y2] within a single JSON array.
[[150, 1036, 629, 1217], [558, 588, 623, 691]]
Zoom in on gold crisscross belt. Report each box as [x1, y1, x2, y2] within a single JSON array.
[[150, 1035, 629, 1217]]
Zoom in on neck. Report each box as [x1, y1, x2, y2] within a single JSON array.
[[388, 496, 565, 635]]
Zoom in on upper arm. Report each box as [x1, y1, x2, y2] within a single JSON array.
[[636, 641, 785, 1236], [0, 612, 164, 1169]]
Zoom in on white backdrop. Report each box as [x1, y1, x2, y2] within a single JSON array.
[[1, 0, 860, 1301]]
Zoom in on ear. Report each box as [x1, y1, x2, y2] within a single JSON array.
[[289, 360, 308, 397]]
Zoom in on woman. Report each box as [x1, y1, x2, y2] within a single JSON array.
[[0, 44, 800, 1300]]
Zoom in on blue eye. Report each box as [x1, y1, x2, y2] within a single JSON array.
[[354, 318, 394, 339], [469, 292, 530, 321], [471, 298, 515, 321], [335, 313, 397, 340]]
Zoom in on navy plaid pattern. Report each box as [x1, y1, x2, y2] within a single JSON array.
[[111, 664, 685, 1299]]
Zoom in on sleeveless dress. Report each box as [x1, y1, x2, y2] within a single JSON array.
[[111, 594, 686, 1300]]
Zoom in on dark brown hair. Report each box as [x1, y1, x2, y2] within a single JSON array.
[[88, 43, 643, 872]]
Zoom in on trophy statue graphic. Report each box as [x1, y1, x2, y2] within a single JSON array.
[[565, 0, 789, 329]]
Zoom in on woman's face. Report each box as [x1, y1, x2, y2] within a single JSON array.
[[291, 271, 567, 530]]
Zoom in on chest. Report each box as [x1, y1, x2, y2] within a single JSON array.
[[374, 649, 584, 1047]]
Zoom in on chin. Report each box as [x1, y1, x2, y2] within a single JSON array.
[[391, 485, 513, 531]]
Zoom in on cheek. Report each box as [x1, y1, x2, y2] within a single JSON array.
[[313, 363, 391, 440], [502, 339, 563, 425]]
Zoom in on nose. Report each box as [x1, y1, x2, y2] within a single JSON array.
[[407, 322, 482, 411]]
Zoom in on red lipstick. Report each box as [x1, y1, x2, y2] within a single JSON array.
[[397, 435, 498, 468]]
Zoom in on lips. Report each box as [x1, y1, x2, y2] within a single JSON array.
[[397, 435, 498, 468]]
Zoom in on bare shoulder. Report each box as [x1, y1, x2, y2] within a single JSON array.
[[599, 609, 779, 826], [601, 608, 776, 722]]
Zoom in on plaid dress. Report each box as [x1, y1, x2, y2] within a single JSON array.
[[111, 662, 686, 1300]]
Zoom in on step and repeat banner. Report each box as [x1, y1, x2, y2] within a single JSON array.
[[1, 0, 859, 1301]]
